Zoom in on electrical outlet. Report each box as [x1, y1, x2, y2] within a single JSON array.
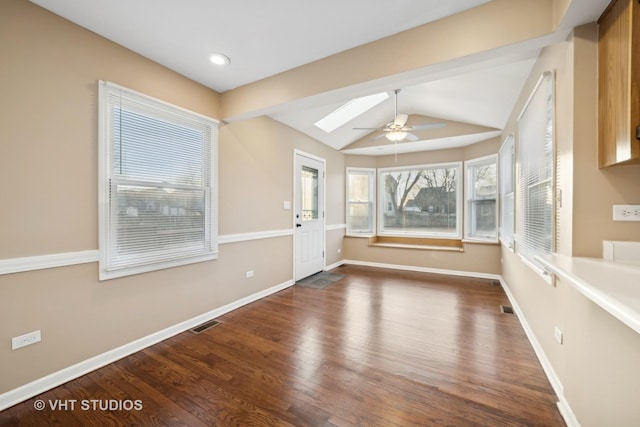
[[613, 205, 640, 221], [12, 330, 41, 350], [554, 326, 563, 345], [245, 270, 254, 278]]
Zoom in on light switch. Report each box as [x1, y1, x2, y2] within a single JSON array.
[[283, 201, 291, 210]]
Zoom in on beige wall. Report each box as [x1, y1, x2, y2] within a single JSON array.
[[0, 0, 221, 259], [343, 138, 503, 276], [0, 1, 345, 395], [501, 23, 640, 426]]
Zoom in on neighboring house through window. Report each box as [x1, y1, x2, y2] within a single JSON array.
[[378, 162, 462, 238]]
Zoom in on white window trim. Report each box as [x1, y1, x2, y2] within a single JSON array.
[[346, 167, 376, 236], [377, 162, 463, 239], [98, 81, 219, 280], [464, 154, 498, 243]]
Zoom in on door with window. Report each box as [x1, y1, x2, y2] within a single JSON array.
[[294, 152, 325, 281]]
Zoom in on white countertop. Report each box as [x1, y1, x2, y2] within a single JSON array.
[[536, 254, 640, 335]]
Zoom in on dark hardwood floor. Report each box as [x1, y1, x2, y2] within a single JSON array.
[[1, 265, 565, 426]]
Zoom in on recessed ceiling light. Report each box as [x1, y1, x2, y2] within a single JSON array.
[[209, 53, 231, 66], [314, 92, 389, 133]]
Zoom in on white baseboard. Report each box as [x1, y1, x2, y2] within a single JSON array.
[[343, 259, 501, 281], [324, 259, 346, 271], [499, 277, 579, 427], [0, 279, 294, 412]]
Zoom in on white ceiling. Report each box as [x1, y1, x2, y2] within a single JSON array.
[[30, 0, 609, 156], [30, 0, 491, 92], [271, 57, 538, 155]]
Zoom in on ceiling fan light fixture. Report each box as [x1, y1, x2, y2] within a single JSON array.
[[385, 130, 407, 142]]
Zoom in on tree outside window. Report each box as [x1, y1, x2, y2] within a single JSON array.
[[379, 163, 461, 237]]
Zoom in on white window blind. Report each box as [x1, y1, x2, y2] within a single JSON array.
[[464, 155, 498, 242], [346, 168, 375, 235], [517, 71, 554, 271], [98, 81, 218, 280], [498, 134, 515, 249]]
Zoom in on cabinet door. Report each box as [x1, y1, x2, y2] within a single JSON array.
[[598, 0, 640, 167]]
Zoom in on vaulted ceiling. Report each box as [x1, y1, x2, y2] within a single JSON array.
[[31, 0, 609, 155]]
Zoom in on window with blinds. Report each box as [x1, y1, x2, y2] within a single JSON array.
[[464, 155, 498, 242], [498, 134, 515, 249], [98, 81, 218, 280], [346, 168, 375, 235], [516, 71, 554, 273]]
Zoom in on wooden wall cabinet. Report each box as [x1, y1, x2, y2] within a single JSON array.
[[598, 0, 640, 167]]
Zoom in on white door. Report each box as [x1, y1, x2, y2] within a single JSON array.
[[294, 152, 325, 281]]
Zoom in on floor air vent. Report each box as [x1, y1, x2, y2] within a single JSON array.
[[190, 319, 221, 334], [500, 305, 515, 314]]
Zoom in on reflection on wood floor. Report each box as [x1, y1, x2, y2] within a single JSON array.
[[1, 264, 564, 426]]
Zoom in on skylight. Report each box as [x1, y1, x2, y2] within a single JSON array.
[[314, 92, 389, 133]]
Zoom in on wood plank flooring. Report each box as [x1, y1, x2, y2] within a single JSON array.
[[0, 265, 565, 426]]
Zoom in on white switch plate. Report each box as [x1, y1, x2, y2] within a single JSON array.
[[283, 201, 291, 210], [246, 270, 254, 278], [554, 326, 563, 345], [12, 330, 41, 350], [613, 205, 640, 221]]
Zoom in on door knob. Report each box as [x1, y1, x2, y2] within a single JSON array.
[[296, 223, 302, 228]]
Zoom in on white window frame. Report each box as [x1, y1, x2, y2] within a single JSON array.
[[98, 81, 218, 280], [516, 71, 555, 280], [346, 167, 376, 236], [464, 154, 498, 243], [498, 134, 515, 249], [377, 162, 462, 239]]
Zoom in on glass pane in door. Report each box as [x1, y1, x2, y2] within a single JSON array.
[[301, 166, 318, 221]]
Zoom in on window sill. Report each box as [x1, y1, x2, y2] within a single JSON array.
[[367, 236, 464, 252], [536, 254, 640, 335], [462, 238, 500, 245]]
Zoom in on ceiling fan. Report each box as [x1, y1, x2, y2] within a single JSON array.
[[353, 89, 445, 142]]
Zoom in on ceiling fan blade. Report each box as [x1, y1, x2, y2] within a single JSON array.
[[410, 122, 446, 131], [394, 113, 408, 127], [353, 127, 383, 130], [404, 132, 419, 141]]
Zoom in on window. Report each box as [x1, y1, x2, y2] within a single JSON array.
[[346, 168, 375, 234], [378, 163, 462, 238], [517, 71, 554, 274], [498, 134, 515, 248], [98, 81, 218, 280], [464, 155, 498, 242]]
